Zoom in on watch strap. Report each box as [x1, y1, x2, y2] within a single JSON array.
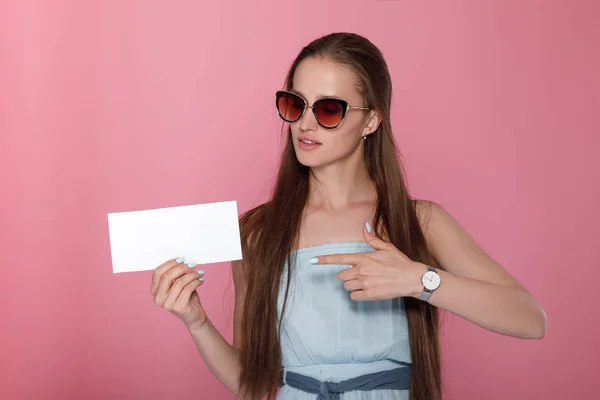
[[418, 289, 433, 302]]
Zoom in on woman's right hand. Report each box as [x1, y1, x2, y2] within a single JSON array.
[[151, 257, 206, 328]]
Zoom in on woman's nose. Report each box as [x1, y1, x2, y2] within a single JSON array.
[[298, 105, 318, 131]]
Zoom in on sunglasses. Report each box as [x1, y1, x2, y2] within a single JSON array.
[[275, 90, 370, 129]]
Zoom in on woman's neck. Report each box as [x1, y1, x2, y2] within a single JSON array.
[[307, 159, 376, 212]]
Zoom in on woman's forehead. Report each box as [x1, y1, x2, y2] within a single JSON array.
[[292, 57, 362, 102]]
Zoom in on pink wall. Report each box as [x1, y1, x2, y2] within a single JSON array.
[[1, 1, 598, 399]]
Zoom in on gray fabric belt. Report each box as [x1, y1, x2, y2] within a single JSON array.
[[279, 365, 412, 400]]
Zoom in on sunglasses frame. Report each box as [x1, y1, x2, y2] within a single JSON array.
[[275, 90, 370, 129]]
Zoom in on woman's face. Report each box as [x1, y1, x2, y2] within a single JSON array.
[[288, 57, 380, 169]]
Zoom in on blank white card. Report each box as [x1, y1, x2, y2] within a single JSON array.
[[107, 200, 243, 274]]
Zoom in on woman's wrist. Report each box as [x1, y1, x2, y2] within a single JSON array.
[[184, 315, 210, 333]]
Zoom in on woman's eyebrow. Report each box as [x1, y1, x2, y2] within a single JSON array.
[[290, 88, 344, 101]]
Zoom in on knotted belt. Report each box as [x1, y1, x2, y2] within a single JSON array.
[[279, 365, 412, 400]]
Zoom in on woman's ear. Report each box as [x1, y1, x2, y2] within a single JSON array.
[[362, 110, 382, 137]]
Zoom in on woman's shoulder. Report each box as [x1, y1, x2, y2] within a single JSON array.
[[413, 198, 456, 224], [412, 198, 436, 226], [411, 198, 453, 239]]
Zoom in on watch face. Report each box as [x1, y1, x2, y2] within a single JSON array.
[[422, 270, 440, 291]]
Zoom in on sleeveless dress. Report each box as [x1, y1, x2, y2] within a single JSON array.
[[276, 242, 412, 400]]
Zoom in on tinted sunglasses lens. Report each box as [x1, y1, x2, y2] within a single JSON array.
[[277, 92, 305, 122], [314, 99, 345, 128]]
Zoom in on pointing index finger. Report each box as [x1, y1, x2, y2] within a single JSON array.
[[311, 253, 363, 266]]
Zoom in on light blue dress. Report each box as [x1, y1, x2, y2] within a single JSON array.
[[277, 242, 412, 400]]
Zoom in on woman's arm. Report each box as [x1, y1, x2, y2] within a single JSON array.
[[186, 318, 244, 395], [414, 200, 547, 339], [311, 200, 546, 339], [184, 259, 256, 398]]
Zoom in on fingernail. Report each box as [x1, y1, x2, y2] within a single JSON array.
[[197, 270, 204, 275], [176, 257, 185, 263], [309, 257, 318, 264], [199, 277, 204, 282], [365, 221, 372, 233], [186, 262, 197, 268]]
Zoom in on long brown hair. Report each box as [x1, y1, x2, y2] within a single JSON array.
[[236, 32, 442, 400]]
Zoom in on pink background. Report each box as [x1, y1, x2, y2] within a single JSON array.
[[1, 1, 598, 399]]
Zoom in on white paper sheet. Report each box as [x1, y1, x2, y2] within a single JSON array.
[[107, 200, 243, 273]]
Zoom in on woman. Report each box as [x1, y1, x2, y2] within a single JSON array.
[[150, 32, 546, 400]]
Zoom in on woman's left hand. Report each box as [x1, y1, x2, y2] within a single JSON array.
[[313, 222, 427, 301]]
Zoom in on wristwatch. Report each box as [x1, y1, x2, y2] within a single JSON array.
[[419, 266, 441, 302]]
